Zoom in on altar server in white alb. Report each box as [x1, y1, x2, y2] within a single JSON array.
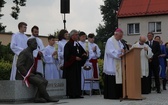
[[132, 35, 153, 94], [88, 33, 101, 78], [103, 28, 124, 99], [29, 26, 45, 75], [10, 22, 28, 80], [43, 35, 60, 80], [88, 33, 101, 90], [78, 32, 93, 91], [57, 29, 69, 78]]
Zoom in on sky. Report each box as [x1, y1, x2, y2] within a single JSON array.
[[1, 0, 104, 36]]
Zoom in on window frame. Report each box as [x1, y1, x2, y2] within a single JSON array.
[[127, 23, 140, 35], [148, 22, 161, 34]]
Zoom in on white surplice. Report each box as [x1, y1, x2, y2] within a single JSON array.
[[29, 35, 45, 75], [103, 36, 124, 84], [10, 32, 28, 80], [89, 42, 101, 59], [132, 42, 153, 77], [88, 42, 101, 76], [43, 45, 60, 80], [58, 39, 67, 78]]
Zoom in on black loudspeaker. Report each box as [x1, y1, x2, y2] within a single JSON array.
[[61, 0, 70, 14]]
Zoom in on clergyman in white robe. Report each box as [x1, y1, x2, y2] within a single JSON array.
[[103, 29, 124, 99], [10, 32, 28, 80], [132, 42, 153, 77], [43, 45, 60, 80], [29, 35, 45, 75], [132, 38, 153, 94]]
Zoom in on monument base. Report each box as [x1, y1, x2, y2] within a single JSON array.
[[0, 79, 66, 102]]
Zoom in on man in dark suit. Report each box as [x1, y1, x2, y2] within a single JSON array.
[[16, 38, 59, 103], [63, 30, 88, 98], [146, 32, 161, 93]]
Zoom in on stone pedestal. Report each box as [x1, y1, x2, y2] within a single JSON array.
[[47, 79, 66, 97], [0, 79, 66, 102]]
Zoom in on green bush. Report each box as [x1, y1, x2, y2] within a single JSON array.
[[0, 43, 14, 63], [0, 43, 13, 80], [0, 60, 12, 80], [98, 59, 104, 89]]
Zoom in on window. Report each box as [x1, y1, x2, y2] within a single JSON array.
[[148, 22, 161, 33], [127, 23, 140, 35]]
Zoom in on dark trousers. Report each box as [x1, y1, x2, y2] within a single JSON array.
[[141, 76, 151, 94], [28, 73, 50, 100], [149, 62, 160, 92], [103, 74, 122, 99]]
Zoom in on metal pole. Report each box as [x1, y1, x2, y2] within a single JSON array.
[[63, 13, 66, 30]]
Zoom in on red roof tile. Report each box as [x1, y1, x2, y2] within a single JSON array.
[[118, 0, 168, 18]]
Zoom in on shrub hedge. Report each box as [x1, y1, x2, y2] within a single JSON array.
[[98, 59, 104, 89], [0, 60, 12, 80], [0, 43, 13, 80]]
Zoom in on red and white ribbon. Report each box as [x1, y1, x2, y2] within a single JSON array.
[[20, 63, 34, 87]]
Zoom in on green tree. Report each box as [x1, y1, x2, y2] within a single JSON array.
[[95, 0, 122, 58], [0, 0, 26, 32], [54, 30, 60, 39], [0, 0, 6, 32], [0, 43, 14, 62], [11, 0, 26, 19]]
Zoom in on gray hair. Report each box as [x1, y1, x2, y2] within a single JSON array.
[[69, 29, 78, 37], [114, 31, 122, 35]]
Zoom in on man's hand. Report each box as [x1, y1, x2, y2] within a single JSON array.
[[76, 57, 81, 61], [82, 52, 88, 56], [121, 49, 125, 53], [144, 47, 148, 51], [119, 54, 123, 58], [149, 58, 152, 62], [159, 54, 166, 57], [93, 46, 97, 52], [38, 51, 43, 56], [52, 51, 57, 56]]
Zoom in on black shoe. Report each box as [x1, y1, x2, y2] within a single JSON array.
[[163, 79, 167, 90], [83, 91, 89, 95], [76, 96, 84, 98], [69, 96, 76, 99], [46, 98, 59, 102], [151, 87, 156, 91], [157, 90, 161, 93], [163, 87, 167, 90], [34, 98, 47, 103]]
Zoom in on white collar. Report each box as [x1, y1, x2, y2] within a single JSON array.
[[79, 41, 85, 43], [74, 41, 79, 46], [31, 35, 38, 38], [48, 45, 54, 48], [149, 40, 153, 43], [61, 39, 67, 42]]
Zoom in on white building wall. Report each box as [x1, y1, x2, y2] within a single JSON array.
[[118, 15, 168, 45]]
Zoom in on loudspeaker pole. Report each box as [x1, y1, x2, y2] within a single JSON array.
[[63, 13, 66, 30]]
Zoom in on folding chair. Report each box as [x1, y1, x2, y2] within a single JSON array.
[[81, 63, 101, 96]]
